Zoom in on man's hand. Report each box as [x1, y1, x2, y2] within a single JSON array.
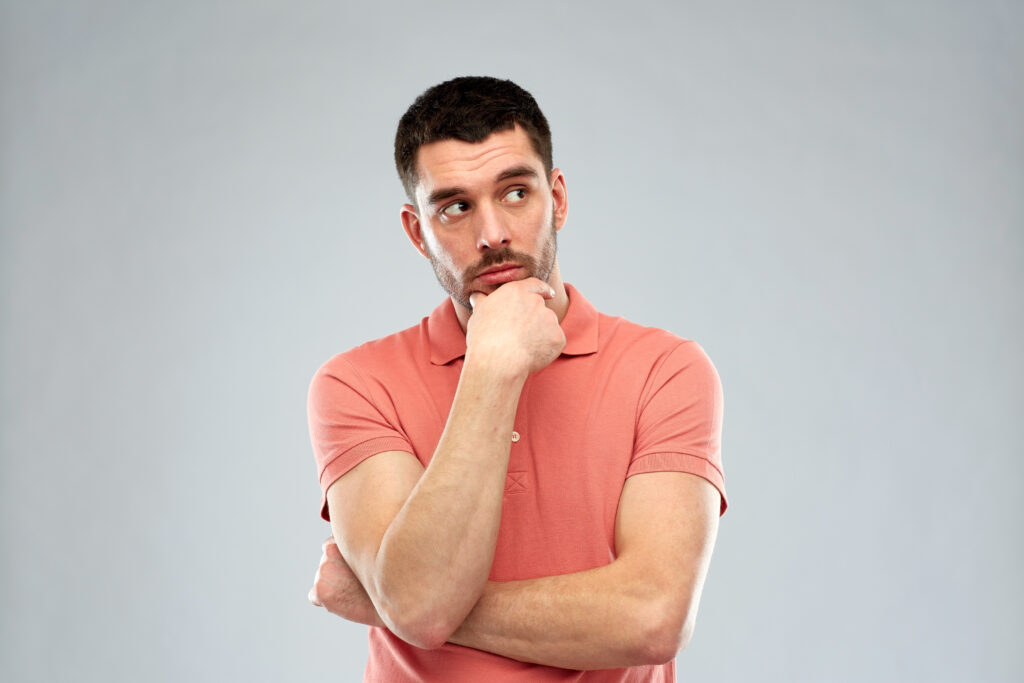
[[309, 536, 384, 627], [467, 278, 566, 377]]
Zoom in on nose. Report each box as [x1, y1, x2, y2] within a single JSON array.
[[475, 202, 511, 251]]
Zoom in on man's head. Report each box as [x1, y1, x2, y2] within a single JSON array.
[[394, 76, 553, 205], [396, 77, 568, 323]]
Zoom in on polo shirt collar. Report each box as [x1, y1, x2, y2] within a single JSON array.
[[427, 282, 599, 365], [559, 283, 600, 356]]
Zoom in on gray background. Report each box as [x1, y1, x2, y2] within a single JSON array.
[[2, 1, 1021, 681]]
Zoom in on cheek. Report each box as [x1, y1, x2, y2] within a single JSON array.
[[422, 227, 442, 254], [425, 237, 465, 273], [529, 210, 554, 246]]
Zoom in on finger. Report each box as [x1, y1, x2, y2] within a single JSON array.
[[324, 542, 344, 561], [322, 535, 336, 550], [308, 587, 322, 606], [469, 291, 485, 309], [521, 278, 556, 299]]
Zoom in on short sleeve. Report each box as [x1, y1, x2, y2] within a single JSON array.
[[629, 341, 727, 515], [307, 356, 414, 520]]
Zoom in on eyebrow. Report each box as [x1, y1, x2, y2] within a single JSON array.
[[425, 165, 540, 207], [495, 165, 538, 183], [426, 186, 465, 207]]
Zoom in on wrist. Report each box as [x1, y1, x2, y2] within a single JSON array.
[[462, 349, 530, 387]]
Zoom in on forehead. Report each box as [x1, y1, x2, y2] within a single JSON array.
[[414, 126, 545, 197]]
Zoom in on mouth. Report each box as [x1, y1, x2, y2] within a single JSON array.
[[475, 263, 525, 286]]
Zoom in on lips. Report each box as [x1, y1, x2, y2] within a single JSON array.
[[476, 264, 525, 286]]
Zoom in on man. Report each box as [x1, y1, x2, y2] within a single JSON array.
[[307, 76, 727, 682]]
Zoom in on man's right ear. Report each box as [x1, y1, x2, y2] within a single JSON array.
[[400, 204, 430, 259]]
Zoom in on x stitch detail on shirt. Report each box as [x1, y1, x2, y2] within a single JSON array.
[[505, 471, 528, 495]]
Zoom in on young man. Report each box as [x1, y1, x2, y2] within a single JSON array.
[[307, 76, 727, 682]]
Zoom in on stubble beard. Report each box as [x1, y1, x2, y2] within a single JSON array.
[[427, 216, 558, 310]]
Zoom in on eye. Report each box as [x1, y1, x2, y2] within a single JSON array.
[[441, 201, 470, 217], [504, 188, 526, 203]]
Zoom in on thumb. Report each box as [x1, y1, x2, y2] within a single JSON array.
[[469, 291, 486, 310]]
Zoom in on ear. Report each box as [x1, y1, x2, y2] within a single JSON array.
[[549, 169, 568, 231], [400, 204, 430, 259]]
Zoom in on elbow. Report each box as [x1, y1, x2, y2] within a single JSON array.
[[632, 602, 696, 666], [370, 559, 485, 649], [379, 600, 463, 650], [393, 617, 455, 651]]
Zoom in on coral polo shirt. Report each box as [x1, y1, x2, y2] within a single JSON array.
[[308, 284, 726, 682]]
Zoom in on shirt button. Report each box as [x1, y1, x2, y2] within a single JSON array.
[[511, 431, 520, 443]]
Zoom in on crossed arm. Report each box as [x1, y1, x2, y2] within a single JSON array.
[[308, 280, 721, 669], [321, 366, 526, 649], [313, 458, 720, 670], [449, 468, 719, 669]]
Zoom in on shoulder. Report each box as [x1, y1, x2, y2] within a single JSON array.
[[315, 319, 428, 376], [596, 310, 714, 370], [590, 311, 721, 410], [312, 318, 429, 386]]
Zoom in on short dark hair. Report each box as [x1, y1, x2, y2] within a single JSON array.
[[394, 76, 553, 203]]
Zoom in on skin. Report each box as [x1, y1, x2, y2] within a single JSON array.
[[309, 125, 721, 668]]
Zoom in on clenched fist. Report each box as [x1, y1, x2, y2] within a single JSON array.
[[466, 278, 566, 377], [309, 536, 384, 627]]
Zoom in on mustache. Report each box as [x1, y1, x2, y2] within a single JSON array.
[[465, 248, 538, 281]]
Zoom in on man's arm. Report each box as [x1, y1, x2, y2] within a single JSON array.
[[321, 279, 564, 649], [311, 470, 720, 668], [447, 471, 720, 669]]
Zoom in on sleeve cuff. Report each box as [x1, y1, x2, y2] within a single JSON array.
[[627, 451, 728, 515], [318, 436, 414, 520]]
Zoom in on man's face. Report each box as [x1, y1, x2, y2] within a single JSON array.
[[401, 125, 567, 311]]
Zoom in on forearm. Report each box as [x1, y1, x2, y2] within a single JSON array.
[[366, 359, 526, 646], [448, 558, 690, 670]]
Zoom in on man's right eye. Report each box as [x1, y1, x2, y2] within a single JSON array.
[[441, 201, 470, 217]]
